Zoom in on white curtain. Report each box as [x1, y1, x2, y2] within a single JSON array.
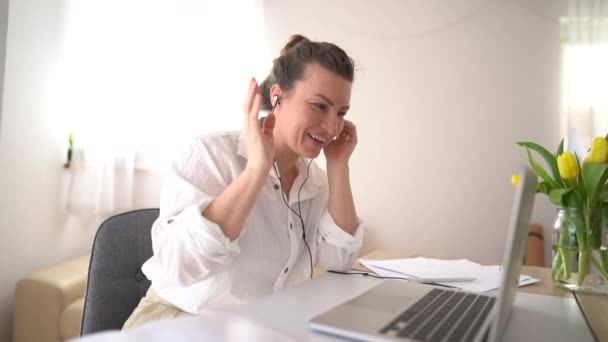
[[562, 0, 608, 156], [51, 0, 269, 219]]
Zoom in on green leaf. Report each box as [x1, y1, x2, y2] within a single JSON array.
[[517, 141, 563, 186], [524, 148, 560, 189], [572, 152, 586, 201], [556, 138, 564, 157], [537, 181, 550, 195], [581, 163, 608, 205], [600, 186, 608, 202], [549, 188, 573, 207]]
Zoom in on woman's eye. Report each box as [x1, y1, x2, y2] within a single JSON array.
[[338, 111, 347, 117], [311, 103, 326, 111]]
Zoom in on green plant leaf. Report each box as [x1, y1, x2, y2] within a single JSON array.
[[523, 148, 560, 189], [572, 152, 587, 201], [556, 138, 564, 157], [600, 186, 608, 202], [537, 181, 550, 195], [549, 188, 573, 207], [581, 163, 608, 205], [517, 141, 563, 186]]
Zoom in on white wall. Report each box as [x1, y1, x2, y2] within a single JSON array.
[[0, 0, 7, 143], [0, 0, 99, 339], [262, 0, 564, 264], [0, 0, 566, 341], [0, 2, 72, 341]]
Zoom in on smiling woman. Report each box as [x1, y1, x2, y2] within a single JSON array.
[[121, 35, 364, 330]]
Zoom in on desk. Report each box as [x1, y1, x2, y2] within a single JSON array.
[[354, 250, 606, 341], [77, 250, 598, 342]]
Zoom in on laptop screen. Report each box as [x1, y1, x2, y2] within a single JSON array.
[[489, 167, 536, 341]]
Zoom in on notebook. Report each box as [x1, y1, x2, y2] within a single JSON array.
[[310, 166, 537, 342]]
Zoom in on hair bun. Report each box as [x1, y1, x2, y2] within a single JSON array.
[[280, 34, 309, 56]]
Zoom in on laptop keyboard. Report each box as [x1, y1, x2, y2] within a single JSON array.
[[379, 288, 496, 342]]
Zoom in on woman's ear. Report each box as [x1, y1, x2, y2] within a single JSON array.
[[269, 84, 283, 110]]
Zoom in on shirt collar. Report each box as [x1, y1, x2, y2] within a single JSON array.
[[236, 132, 324, 189]]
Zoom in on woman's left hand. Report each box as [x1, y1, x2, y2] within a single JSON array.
[[323, 120, 358, 167]]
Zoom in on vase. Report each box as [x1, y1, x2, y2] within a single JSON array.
[[551, 207, 608, 295]]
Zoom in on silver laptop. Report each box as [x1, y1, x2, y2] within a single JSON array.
[[310, 167, 537, 342]]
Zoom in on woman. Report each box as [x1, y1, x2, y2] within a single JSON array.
[[123, 34, 364, 329]]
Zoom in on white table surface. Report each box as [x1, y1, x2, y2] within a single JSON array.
[[73, 273, 594, 342]]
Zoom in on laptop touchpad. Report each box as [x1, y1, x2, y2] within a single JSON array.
[[348, 286, 415, 314]]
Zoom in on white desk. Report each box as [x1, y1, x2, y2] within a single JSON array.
[[75, 273, 594, 342]]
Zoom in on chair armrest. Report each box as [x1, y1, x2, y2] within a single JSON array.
[[13, 255, 89, 342]]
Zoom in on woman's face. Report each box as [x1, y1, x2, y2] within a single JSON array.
[[274, 63, 352, 159]]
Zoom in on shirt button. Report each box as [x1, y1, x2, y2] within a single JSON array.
[[167, 218, 174, 224], [284, 267, 289, 273], [289, 223, 293, 229], [273, 184, 279, 190]]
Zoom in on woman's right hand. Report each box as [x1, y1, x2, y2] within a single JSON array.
[[243, 78, 275, 174]]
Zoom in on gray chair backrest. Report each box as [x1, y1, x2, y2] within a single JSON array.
[[81, 208, 159, 335]]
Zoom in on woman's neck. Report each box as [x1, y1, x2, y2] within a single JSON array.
[[273, 137, 299, 177], [274, 150, 298, 175]]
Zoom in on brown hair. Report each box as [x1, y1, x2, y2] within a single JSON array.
[[259, 35, 355, 111]]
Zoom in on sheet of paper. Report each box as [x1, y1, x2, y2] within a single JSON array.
[[362, 257, 481, 280], [359, 258, 539, 293]]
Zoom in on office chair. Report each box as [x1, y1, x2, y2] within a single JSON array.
[[80, 208, 159, 335]]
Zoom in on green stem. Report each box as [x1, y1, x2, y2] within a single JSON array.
[[591, 254, 608, 280], [601, 250, 608, 275], [578, 205, 589, 251], [559, 213, 572, 279], [552, 252, 563, 283], [560, 248, 571, 279], [577, 250, 590, 287]]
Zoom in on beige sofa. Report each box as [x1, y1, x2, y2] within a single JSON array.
[[13, 255, 89, 342]]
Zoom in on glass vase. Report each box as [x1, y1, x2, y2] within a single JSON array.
[[551, 207, 608, 295]]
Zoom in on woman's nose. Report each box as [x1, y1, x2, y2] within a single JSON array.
[[321, 114, 340, 136]]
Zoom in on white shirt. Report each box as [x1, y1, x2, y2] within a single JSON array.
[[142, 131, 364, 314]]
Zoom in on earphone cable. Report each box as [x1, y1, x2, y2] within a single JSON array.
[[274, 159, 314, 279], [297, 159, 314, 279], [326, 270, 459, 289]]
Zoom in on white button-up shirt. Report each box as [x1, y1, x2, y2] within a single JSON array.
[[142, 131, 364, 314]]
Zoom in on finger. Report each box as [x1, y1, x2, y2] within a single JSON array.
[[249, 93, 262, 128], [262, 113, 276, 135], [341, 131, 351, 143], [340, 123, 356, 143], [344, 121, 357, 137], [243, 78, 258, 118], [342, 120, 355, 131], [347, 129, 357, 143]]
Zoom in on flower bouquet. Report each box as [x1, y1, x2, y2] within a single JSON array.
[[516, 135, 608, 294]]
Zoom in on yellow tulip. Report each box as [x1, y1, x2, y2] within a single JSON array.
[[511, 174, 519, 186], [557, 152, 579, 180], [588, 137, 608, 163]]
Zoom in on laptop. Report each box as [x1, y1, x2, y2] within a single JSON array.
[[310, 166, 537, 342]]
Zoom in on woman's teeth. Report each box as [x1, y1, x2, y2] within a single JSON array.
[[307, 133, 326, 143]]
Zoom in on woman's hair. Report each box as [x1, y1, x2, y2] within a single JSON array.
[[259, 35, 355, 111]]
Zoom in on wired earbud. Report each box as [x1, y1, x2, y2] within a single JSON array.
[[260, 94, 281, 127], [271, 95, 281, 113]]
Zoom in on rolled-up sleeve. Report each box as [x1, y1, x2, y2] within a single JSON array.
[[315, 208, 364, 272], [143, 137, 242, 289]]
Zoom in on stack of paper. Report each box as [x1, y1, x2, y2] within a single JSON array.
[[359, 257, 539, 293]]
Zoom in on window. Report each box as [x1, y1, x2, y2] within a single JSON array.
[[560, 15, 608, 155], [50, 1, 270, 171]]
